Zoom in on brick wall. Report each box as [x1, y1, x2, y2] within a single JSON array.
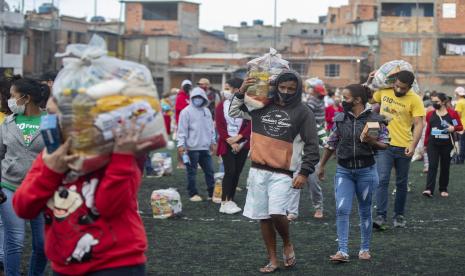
[[308, 60, 361, 88], [380, 16, 434, 34], [125, 3, 179, 35], [437, 0, 465, 34], [379, 37, 434, 73]]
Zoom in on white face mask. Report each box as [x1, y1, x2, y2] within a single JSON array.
[[8, 96, 26, 115], [192, 97, 204, 107], [223, 90, 233, 100]]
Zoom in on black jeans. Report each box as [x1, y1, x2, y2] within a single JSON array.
[[426, 143, 453, 194], [53, 264, 146, 276], [222, 145, 248, 201]]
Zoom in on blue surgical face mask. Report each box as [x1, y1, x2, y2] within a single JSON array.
[[192, 97, 204, 107]]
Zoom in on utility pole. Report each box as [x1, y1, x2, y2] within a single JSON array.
[[94, 0, 97, 18], [273, 0, 277, 49]]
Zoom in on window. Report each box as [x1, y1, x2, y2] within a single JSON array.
[[301, 29, 308, 35], [154, 77, 164, 97], [402, 40, 421, 56], [330, 14, 336, 23], [381, 3, 433, 17], [143, 3, 178, 21], [443, 3, 456, 18], [325, 64, 340, 78], [290, 62, 307, 76], [6, 32, 21, 54]]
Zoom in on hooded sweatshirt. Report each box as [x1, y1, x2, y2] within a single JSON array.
[[177, 87, 216, 151], [229, 71, 320, 177]]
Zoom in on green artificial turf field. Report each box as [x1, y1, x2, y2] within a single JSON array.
[[18, 156, 465, 275], [139, 157, 465, 275]]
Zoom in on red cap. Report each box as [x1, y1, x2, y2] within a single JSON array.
[[314, 85, 327, 96]]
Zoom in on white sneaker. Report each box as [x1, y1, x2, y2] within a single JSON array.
[[219, 202, 226, 213], [189, 195, 203, 202], [220, 201, 241, 214]]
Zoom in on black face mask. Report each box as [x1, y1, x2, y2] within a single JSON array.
[[394, 90, 407, 97], [433, 103, 442, 110], [342, 101, 353, 113], [278, 92, 293, 104]]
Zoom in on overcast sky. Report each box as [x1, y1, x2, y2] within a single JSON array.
[[7, 0, 349, 30]]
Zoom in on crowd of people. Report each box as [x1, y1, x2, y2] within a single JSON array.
[[0, 63, 463, 275]]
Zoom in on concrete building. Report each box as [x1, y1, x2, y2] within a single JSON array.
[[224, 19, 324, 55], [377, 0, 465, 92], [0, 1, 25, 76], [122, 0, 235, 94], [23, 5, 90, 77], [288, 42, 370, 89], [88, 21, 125, 58], [169, 53, 253, 90], [324, 0, 378, 47]]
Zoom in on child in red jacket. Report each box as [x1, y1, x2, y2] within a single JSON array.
[[13, 117, 149, 276]]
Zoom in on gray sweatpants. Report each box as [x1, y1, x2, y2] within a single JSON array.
[[287, 164, 323, 216]]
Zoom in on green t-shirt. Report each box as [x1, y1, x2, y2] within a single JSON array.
[[15, 114, 41, 146]]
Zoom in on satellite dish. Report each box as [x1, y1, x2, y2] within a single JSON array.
[[169, 51, 180, 59]]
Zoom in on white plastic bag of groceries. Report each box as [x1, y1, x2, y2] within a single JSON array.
[[150, 189, 182, 219], [245, 48, 290, 110], [151, 152, 173, 177], [52, 35, 168, 174], [369, 60, 420, 93]]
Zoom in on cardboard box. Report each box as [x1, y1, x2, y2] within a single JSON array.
[[360, 121, 380, 141]]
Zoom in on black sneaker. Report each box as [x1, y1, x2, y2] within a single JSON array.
[[393, 215, 407, 228], [373, 215, 387, 230]]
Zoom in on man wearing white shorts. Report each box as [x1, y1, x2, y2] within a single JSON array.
[[229, 71, 319, 273]]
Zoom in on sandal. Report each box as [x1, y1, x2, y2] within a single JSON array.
[[440, 192, 449, 197], [283, 249, 296, 268], [330, 251, 349, 263], [422, 190, 433, 198], [259, 262, 279, 274]]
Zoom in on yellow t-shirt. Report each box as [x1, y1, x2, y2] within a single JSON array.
[[455, 98, 465, 124], [0, 112, 5, 125], [373, 88, 425, 147]]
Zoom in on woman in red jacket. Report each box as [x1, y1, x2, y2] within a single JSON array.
[[325, 95, 343, 132], [215, 78, 251, 215], [422, 92, 463, 198], [12, 106, 149, 275]]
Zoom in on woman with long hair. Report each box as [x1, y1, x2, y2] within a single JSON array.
[[0, 78, 50, 275], [318, 84, 389, 262]]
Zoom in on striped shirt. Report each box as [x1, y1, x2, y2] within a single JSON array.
[[306, 96, 325, 125]]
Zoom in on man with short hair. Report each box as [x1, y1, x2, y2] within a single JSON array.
[[454, 86, 465, 164], [198, 78, 221, 117], [229, 71, 319, 272], [370, 70, 425, 229]]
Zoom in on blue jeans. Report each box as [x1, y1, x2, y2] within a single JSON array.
[[459, 133, 465, 163], [0, 189, 47, 276], [334, 165, 377, 254], [186, 150, 215, 197], [375, 146, 412, 219]]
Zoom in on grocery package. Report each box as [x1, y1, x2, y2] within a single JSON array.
[[150, 189, 182, 219], [369, 60, 420, 93], [52, 35, 168, 173], [245, 48, 289, 110], [212, 172, 224, 204], [151, 152, 173, 177], [304, 77, 324, 91]]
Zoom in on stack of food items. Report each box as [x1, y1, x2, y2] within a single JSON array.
[[52, 35, 168, 173], [244, 48, 290, 110]]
